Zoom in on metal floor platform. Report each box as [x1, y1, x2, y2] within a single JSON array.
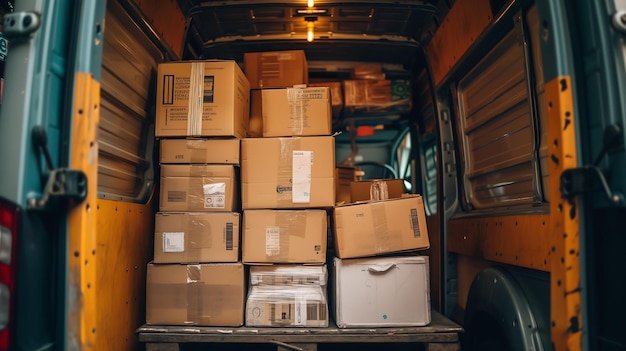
[[137, 310, 463, 351]]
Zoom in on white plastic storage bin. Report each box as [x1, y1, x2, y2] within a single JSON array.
[[332, 255, 431, 328]]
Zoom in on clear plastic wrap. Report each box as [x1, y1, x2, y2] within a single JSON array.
[[245, 284, 328, 327], [249, 264, 327, 286]]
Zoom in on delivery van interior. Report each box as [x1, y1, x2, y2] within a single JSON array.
[[4, 0, 623, 350]]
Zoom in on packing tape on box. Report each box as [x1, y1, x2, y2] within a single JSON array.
[[188, 215, 212, 250], [278, 138, 298, 203], [371, 202, 405, 254], [188, 62, 205, 136]]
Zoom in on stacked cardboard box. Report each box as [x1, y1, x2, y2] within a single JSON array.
[[330, 179, 432, 328], [146, 60, 250, 327], [246, 265, 329, 327], [241, 50, 333, 327]]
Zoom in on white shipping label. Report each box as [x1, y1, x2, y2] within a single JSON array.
[[266, 226, 280, 256], [163, 232, 185, 253], [292, 150, 312, 203], [295, 295, 307, 326], [203, 183, 226, 208]]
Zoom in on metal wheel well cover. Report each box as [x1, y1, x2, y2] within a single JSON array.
[[463, 267, 544, 351]]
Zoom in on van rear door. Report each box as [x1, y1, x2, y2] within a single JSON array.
[[0, 1, 105, 350]]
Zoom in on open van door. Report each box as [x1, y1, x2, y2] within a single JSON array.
[[0, 1, 105, 350]]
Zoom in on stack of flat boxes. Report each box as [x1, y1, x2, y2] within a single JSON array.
[[145, 60, 250, 327], [241, 50, 334, 327]]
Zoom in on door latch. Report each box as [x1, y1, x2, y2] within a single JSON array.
[[28, 126, 87, 209]]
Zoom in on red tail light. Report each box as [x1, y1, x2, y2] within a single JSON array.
[[0, 198, 17, 351]]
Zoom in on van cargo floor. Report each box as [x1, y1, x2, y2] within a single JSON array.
[[137, 310, 462, 351]]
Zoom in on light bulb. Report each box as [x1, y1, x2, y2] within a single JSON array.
[[308, 0, 314, 7], [307, 21, 314, 42]]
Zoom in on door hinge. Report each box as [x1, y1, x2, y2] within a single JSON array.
[[2, 12, 41, 39], [28, 126, 87, 210]]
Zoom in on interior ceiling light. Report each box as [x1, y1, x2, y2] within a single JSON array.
[[307, 21, 314, 42], [295, 8, 329, 16], [308, 0, 314, 7]]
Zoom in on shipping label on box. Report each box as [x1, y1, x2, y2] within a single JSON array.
[[146, 262, 245, 326], [241, 136, 335, 209], [244, 50, 308, 89], [159, 165, 238, 212], [154, 212, 240, 263], [262, 86, 331, 137], [245, 285, 328, 327], [243, 209, 327, 264], [155, 60, 250, 138], [160, 138, 240, 164], [333, 256, 430, 328], [333, 195, 430, 258]]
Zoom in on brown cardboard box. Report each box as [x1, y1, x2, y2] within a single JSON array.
[[342, 79, 411, 113], [146, 262, 245, 326], [245, 285, 328, 327], [244, 50, 308, 89], [155, 60, 250, 138], [333, 195, 430, 258], [307, 81, 343, 117], [350, 179, 406, 202], [154, 212, 240, 263], [242, 209, 327, 264], [335, 165, 358, 205], [160, 138, 240, 164], [241, 136, 336, 209], [262, 86, 331, 137], [159, 165, 238, 212], [248, 89, 263, 137]]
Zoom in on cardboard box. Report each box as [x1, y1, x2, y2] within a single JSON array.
[[160, 138, 240, 164], [350, 179, 406, 202], [342, 79, 411, 113], [159, 165, 238, 212], [250, 264, 327, 286], [332, 256, 430, 328], [244, 50, 308, 89], [262, 86, 331, 137], [241, 136, 336, 209], [245, 285, 328, 327], [333, 195, 429, 258], [307, 81, 343, 117], [351, 64, 385, 80], [155, 60, 250, 138], [146, 262, 245, 326], [335, 165, 358, 205], [243, 209, 327, 264], [248, 89, 263, 137], [154, 212, 240, 263]]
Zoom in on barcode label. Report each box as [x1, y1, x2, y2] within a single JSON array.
[[410, 208, 420, 238], [162, 75, 174, 104], [225, 222, 233, 250], [168, 191, 186, 202], [203, 76, 214, 103]]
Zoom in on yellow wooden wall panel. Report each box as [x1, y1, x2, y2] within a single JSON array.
[[426, 0, 493, 87], [95, 198, 155, 351], [68, 73, 100, 350], [545, 76, 582, 351], [448, 214, 550, 272]]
